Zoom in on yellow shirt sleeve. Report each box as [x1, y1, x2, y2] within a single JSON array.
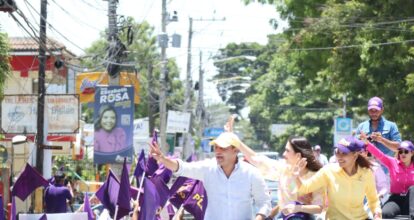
[[298, 166, 328, 196]]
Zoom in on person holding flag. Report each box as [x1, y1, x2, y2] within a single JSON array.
[[149, 130, 271, 220]]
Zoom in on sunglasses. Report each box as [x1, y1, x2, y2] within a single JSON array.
[[398, 149, 412, 155]]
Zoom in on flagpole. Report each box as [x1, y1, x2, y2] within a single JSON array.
[[173, 206, 184, 220], [114, 205, 119, 220], [135, 171, 146, 202]]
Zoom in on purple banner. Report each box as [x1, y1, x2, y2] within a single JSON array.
[[94, 86, 134, 164]]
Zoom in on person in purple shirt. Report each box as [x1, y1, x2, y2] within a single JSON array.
[[44, 171, 73, 213], [94, 105, 126, 153]]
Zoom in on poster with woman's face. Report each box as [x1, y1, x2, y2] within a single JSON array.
[[93, 86, 134, 164]]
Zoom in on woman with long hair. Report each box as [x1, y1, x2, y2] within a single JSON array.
[[364, 137, 414, 219], [94, 105, 126, 152], [237, 136, 324, 219], [293, 136, 381, 220]]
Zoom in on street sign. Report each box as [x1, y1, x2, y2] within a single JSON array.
[[1, 95, 80, 134], [166, 110, 191, 133], [334, 117, 353, 146]]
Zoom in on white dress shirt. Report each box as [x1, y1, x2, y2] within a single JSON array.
[[176, 158, 271, 220]]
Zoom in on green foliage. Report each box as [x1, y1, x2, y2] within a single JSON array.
[[239, 0, 414, 153], [82, 17, 184, 125], [0, 31, 11, 97]]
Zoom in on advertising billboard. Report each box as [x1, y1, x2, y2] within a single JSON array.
[[93, 86, 134, 164]]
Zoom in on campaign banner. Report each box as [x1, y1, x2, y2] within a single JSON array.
[[94, 86, 134, 164], [75, 72, 140, 103]]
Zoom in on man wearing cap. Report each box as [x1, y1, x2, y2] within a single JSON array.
[[149, 132, 271, 220], [44, 171, 74, 213], [356, 96, 401, 156], [313, 145, 328, 166]]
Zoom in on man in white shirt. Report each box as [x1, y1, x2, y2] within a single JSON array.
[[150, 132, 271, 220], [313, 145, 329, 166]]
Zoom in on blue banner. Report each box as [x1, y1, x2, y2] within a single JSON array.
[[94, 86, 134, 164]]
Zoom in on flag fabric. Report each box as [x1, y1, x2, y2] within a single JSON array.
[[133, 149, 146, 183], [11, 196, 16, 220], [166, 203, 175, 220], [38, 214, 47, 220], [169, 177, 207, 220], [182, 180, 208, 220], [115, 158, 132, 220], [146, 156, 158, 177], [11, 163, 49, 201], [138, 177, 170, 220], [186, 153, 197, 162], [95, 171, 119, 218], [0, 195, 3, 220], [83, 193, 94, 220], [96, 170, 138, 219], [151, 163, 172, 184]]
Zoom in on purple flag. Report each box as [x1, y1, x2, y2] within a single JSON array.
[[11, 197, 16, 220], [183, 180, 207, 220], [12, 163, 49, 201], [146, 156, 159, 176], [96, 170, 138, 219], [116, 158, 132, 220], [166, 203, 175, 220], [38, 214, 47, 220], [95, 170, 119, 218], [151, 163, 172, 184], [169, 177, 193, 208], [169, 177, 207, 220], [0, 195, 4, 220], [83, 193, 94, 220], [133, 149, 146, 183], [138, 177, 170, 220]]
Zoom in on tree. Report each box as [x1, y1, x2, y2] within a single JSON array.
[[0, 29, 11, 97], [81, 18, 184, 128], [241, 0, 414, 152]]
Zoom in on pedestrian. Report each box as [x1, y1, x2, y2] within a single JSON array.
[[293, 136, 381, 220], [44, 171, 74, 213], [355, 96, 401, 156], [364, 136, 414, 219], [149, 132, 271, 220], [313, 145, 329, 166], [94, 105, 126, 153], [237, 136, 325, 220]]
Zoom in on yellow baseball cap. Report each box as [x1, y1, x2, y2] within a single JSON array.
[[209, 132, 240, 148]]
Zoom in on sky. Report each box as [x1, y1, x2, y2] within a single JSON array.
[[0, 0, 285, 104]]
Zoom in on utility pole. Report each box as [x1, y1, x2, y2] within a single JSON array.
[[182, 17, 225, 159], [34, 0, 47, 212], [196, 51, 205, 138], [107, 0, 120, 85], [159, 0, 168, 152], [147, 63, 155, 133]]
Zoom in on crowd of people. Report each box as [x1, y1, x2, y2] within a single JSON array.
[[147, 96, 414, 220], [44, 96, 413, 220]]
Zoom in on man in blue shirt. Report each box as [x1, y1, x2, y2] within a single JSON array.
[[356, 96, 401, 156]]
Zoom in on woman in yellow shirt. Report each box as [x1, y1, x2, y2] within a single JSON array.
[[294, 136, 381, 220], [237, 136, 325, 219]]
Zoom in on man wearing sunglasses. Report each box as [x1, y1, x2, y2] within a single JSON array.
[[365, 139, 414, 219], [356, 96, 401, 156]]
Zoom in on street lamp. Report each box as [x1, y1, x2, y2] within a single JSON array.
[[11, 135, 27, 184]]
